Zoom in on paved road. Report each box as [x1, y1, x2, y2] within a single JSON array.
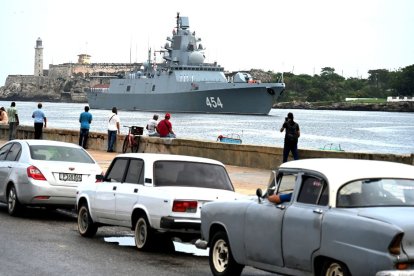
[[0, 205, 274, 276]]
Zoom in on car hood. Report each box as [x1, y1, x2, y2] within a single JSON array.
[[154, 186, 242, 201], [358, 207, 414, 256]]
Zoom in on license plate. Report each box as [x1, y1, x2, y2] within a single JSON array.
[[59, 173, 82, 182]]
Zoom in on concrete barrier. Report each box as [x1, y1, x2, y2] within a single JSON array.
[[1, 125, 413, 169]]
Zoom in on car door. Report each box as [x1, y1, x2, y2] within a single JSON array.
[[94, 158, 128, 221], [243, 171, 298, 268], [115, 158, 145, 225], [282, 173, 330, 272], [0, 143, 13, 200]]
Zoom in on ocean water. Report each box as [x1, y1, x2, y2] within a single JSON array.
[[1, 101, 413, 155]]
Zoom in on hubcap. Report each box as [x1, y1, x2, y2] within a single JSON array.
[[213, 239, 228, 273], [325, 263, 343, 276], [8, 188, 16, 212], [79, 208, 88, 232], [136, 218, 147, 248]]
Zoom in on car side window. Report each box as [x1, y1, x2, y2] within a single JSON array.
[[0, 143, 12, 161], [6, 143, 22, 161], [297, 176, 328, 205], [124, 159, 144, 184], [106, 158, 128, 182]]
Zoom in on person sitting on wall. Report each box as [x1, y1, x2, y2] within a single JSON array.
[[157, 113, 176, 138]]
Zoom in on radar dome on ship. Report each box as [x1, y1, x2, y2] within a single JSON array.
[[189, 51, 204, 64]]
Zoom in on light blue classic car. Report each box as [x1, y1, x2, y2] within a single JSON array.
[[196, 159, 414, 276]]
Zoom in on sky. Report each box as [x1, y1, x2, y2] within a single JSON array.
[[0, 0, 413, 85]]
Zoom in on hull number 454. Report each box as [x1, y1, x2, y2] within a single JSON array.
[[206, 97, 223, 108]]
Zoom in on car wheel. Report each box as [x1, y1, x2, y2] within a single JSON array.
[[7, 185, 22, 216], [321, 260, 350, 276], [209, 231, 244, 276], [77, 204, 98, 237], [134, 216, 154, 251]]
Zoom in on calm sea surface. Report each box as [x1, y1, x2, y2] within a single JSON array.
[[1, 101, 413, 155]]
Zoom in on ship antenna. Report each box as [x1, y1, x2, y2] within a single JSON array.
[[176, 12, 180, 30]]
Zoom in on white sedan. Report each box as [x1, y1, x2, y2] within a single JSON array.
[[76, 153, 241, 251], [0, 139, 102, 216]]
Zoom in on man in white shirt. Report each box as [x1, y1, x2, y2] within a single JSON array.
[[107, 107, 120, 152], [146, 114, 159, 136]]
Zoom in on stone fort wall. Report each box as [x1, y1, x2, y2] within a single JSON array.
[[48, 63, 143, 79]]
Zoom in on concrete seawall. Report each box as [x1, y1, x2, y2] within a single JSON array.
[[1, 125, 413, 169]]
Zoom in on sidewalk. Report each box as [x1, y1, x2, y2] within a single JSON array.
[[86, 149, 271, 195], [0, 139, 271, 195]]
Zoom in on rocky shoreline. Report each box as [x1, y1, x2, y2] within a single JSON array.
[[273, 101, 414, 112]]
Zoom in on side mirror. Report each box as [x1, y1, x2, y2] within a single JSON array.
[[256, 188, 263, 203], [96, 174, 104, 182]]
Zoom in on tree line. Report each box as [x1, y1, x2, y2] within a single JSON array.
[[271, 64, 414, 102]]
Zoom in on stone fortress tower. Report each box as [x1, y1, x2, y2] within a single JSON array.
[[34, 37, 43, 76]]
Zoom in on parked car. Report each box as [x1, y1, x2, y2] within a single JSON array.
[[196, 158, 414, 276], [76, 153, 241, 251], [0, 139, 102, 216]]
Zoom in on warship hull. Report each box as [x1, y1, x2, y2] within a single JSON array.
[[87, 85, 283, 115]]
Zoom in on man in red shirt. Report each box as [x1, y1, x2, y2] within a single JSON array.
[[157, 113, 176, 138]]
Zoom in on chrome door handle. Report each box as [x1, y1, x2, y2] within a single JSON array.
[[313, 208, 323, 214]]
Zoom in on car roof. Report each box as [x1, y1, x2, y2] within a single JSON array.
[[15, 139, 82, 148], [116, 153, 225, 166], [281, 158, 414, 186]]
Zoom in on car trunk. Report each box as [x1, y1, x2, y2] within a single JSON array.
[[36, 161, 99, 187], [358, 207, 414, 257]]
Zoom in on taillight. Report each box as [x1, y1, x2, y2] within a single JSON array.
[[27, 165, 46, 181], [172, 200, 197, 213], [389, 233, 404, 255]]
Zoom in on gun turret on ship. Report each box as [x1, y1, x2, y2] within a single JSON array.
[[87, 13, 285, 115]]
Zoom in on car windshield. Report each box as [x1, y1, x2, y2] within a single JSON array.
[[29, 145, 95, 163], [153, 161, 234, 191], [337, 178, 414, 207]]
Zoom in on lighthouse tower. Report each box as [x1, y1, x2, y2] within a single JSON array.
[[34, 37, 43, 76]]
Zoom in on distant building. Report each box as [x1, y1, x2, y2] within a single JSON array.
[[78, 54, 91, 64], [34, 37, 43, 76], [387, 96, 414, 102]]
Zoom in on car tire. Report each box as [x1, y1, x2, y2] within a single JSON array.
[[77, 204, 98, 237], [321, 260, 350, 276], [7, 185, 22, 216], [134, 216, 154, 251], [209, 231, 244, 276]]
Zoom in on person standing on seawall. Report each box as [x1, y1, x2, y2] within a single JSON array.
[[280, 112, 300, 163], [79, 106, 92, 149], [32, 103, 47, 139], [107, 107, 120, 152], [7, 102, 19, 140]]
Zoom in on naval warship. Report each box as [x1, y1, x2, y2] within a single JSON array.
[[87, 13, 285, 115]]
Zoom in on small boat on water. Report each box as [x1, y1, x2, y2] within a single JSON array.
[[87, 13, 285, 115], [217, 134, 242, 144]]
